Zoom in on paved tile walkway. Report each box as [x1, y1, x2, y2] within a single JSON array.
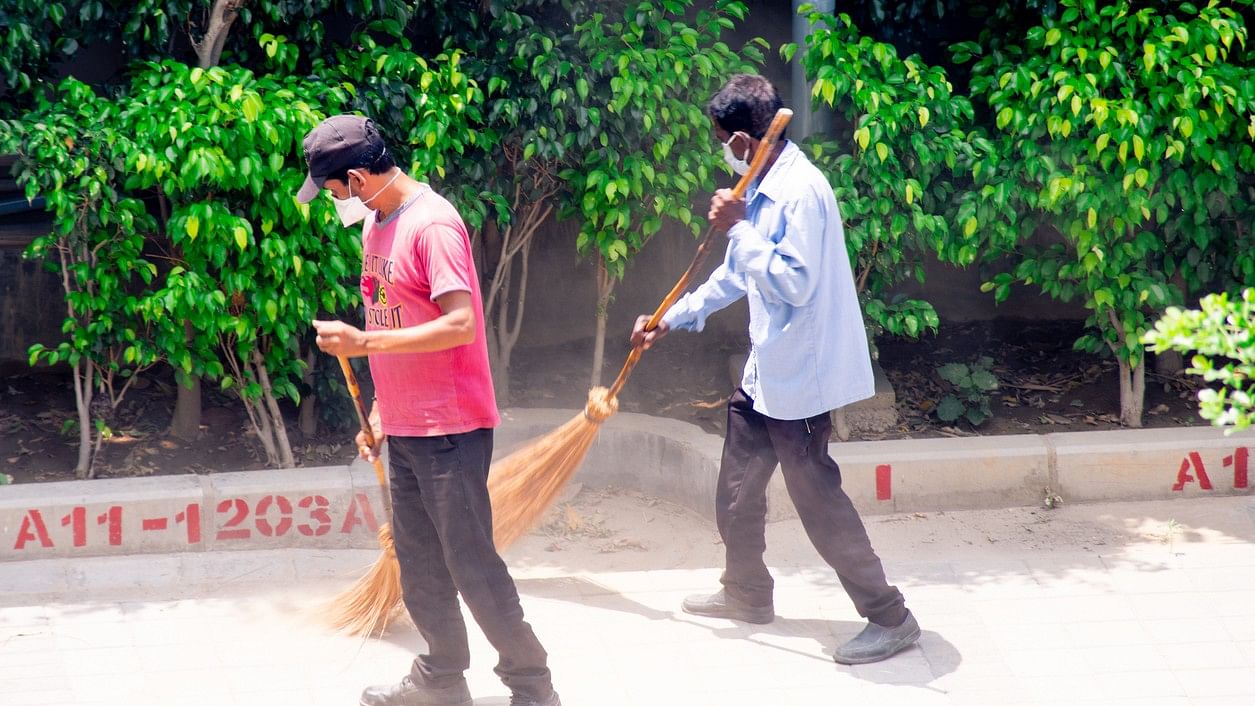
[[2, 494, 1255, 705]]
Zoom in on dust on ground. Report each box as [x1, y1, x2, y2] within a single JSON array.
[[494, 486, 1249, 591], [502, 482, 1252, 580]]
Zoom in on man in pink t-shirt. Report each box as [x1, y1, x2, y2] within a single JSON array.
[[305, 115, 559, 706]]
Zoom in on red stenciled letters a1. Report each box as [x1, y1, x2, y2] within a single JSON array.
[[1172, 448, 1252, 491]]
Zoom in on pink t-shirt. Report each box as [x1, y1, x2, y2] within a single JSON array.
[[360, 187, 500, 437]]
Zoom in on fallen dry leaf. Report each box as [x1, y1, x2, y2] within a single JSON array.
[[564, 506, 583, 532]]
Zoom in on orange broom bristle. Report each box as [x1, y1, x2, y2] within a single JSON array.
[[489, 387, 618, 548], [326, 387, 620, 635], [326, 523, 404, 637]]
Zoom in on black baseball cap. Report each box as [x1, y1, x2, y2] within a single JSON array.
[[296, 114, 387, 203]]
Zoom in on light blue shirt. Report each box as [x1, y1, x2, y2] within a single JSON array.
[[661, 141, 874, 420]]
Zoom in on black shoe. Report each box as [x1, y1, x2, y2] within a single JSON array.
[[832, 611, 921, 665], [359, 675, 473, 706], [681, 589, 774, 624], [509, 691, 561, 706]]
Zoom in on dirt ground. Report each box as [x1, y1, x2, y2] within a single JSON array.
[[0, 319, 1207, 484], [504, 479, 1237, 574]]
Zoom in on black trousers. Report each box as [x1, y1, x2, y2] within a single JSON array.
[[388, 429, 551, 699], [717, 389, 908, 627]]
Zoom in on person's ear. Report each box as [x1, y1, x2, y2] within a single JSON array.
[[736, 133, 755, 160]]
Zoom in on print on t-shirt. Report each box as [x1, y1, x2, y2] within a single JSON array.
[[362, 252, 403, 329]]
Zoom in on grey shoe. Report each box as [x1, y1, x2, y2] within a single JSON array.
[[359, 675, 473, 706], [681, 589, 774, 624], [833, 611, 920, 665], [509, 691, 561, 706]]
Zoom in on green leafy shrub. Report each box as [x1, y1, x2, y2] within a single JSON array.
[[959, 0, 1255, 427], [791, 10, 989, 346], [935, 357, 1000, 426], [1145, 288, 1255, 431]]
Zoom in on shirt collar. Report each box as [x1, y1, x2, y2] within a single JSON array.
[[746, 140, 798, 204]]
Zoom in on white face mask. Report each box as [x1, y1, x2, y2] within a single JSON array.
[[721, 132, 752, 176], [332, 169, 400, 227]]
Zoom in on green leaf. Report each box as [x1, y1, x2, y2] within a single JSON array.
[[964, 217, 978, 238], [187, 215, 200, 240], [242, 94, 262, 123], [936, 395, 965, 422], [233, 225, 248, 251], [1045, 28, 1062, 47], [964, 407, 990, 426], [264, 300, 278, 322], [970, 370, 999, 391], [937, 363, 970, 385], [854, 126, 870, 151]]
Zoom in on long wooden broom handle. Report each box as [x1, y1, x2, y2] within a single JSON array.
[[607, 108, 794, 398], [336, 355, 393, 516]]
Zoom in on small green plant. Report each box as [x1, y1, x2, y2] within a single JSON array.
[[935, 356, 1000, 426], [1165, 518, 1181, 554], [1144, 288, 1255, 432], [1043, 486, 1063, 509], [0, 473, 13, 485]]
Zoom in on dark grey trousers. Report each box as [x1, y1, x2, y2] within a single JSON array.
[[717, 389, 908, 627], [388, 430, 551, 699]]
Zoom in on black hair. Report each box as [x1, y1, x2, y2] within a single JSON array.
[[325, 146, 396, 186], [707, 74, 786, 140]]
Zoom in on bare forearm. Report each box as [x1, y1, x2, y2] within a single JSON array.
[[360, 312, 476, 354]]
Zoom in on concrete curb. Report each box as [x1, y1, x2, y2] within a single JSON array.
[[3, 408, 1252, 563]]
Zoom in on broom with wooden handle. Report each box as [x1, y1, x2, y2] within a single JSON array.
[[489, 107, 794, 547], [325, 355, 402, 637]]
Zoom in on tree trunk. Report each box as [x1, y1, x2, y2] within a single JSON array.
[[254, 349, 296, 468], [193, 0, 243, 69], [73, 358, 93, 479], [170, 321, 202, 440], [246, 397, 281, 467], [1107, 309, 1145, 428], [170, 376, 201, 440], [1154, 350, 1184, 376], [1117, 356, 1146, 428], [487, 326, 511, 406], [299, 347, 317, 437], [481, 174, 551, 408], [1156, 272, 1189, 376], [486, 229, 535, 407], [591, 259, 614, 388]]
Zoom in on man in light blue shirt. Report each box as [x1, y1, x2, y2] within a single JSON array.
[[632, 74, 919, 665]]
